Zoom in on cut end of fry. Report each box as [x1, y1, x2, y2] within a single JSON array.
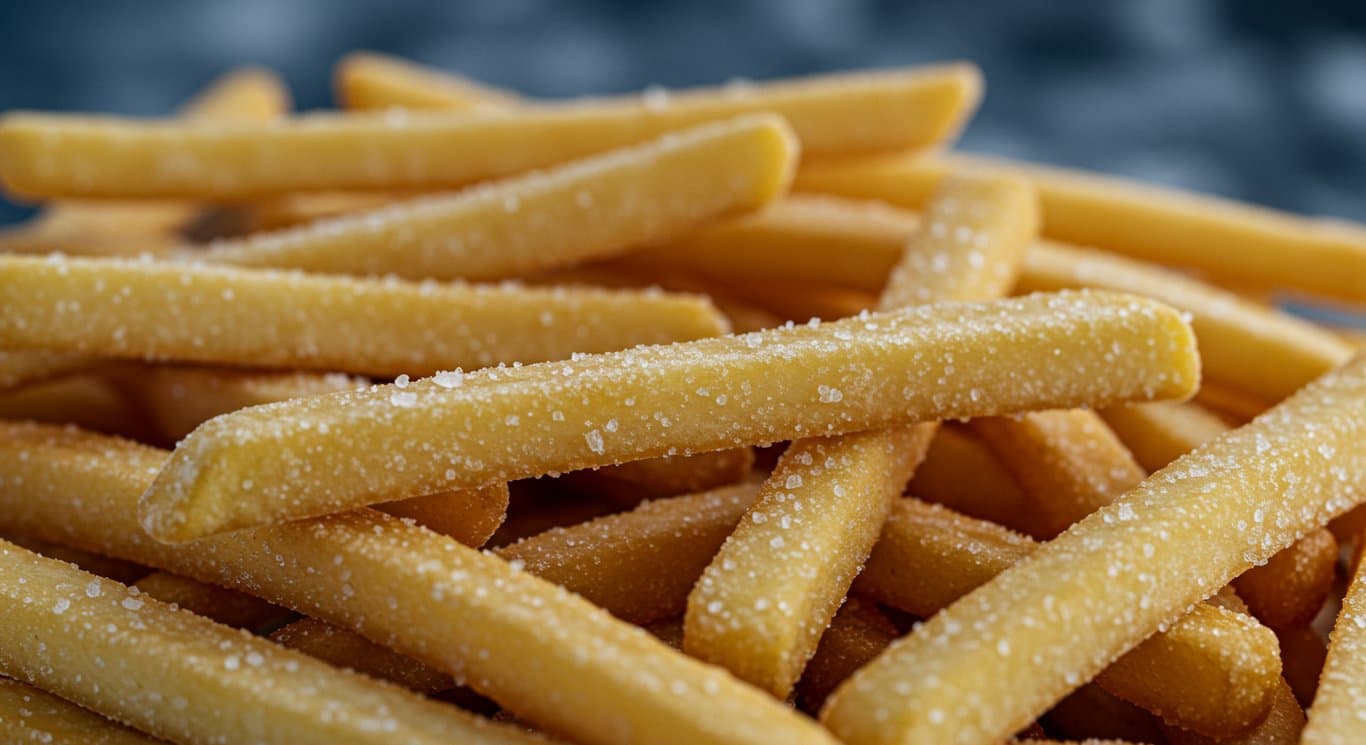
[[185, 67, 293, 121], [335, 51, 521, 111]]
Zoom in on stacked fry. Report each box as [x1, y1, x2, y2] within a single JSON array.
[[0, 53, 1363, 745]]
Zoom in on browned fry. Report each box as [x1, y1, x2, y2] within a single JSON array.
[[1277, 626, 1329, 709], [0, 373, 155, 441], [907, 424, 1035, 533], [1041, 685, 1168, 745], [0, 676, 165, 745], [1233, 529, 1338, 632], [269, 617, 455, 695], [133, 571, 292, 631], [556, 448, 755, 508], [0, 533, 148, 584], [795, 598, 900, 715]]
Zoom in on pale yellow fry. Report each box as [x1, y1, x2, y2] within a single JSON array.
[[0, 540, 549, 745], [269, 618, 454, 695], [1099, 400, 1232, 473], [0, 677, 163, 745], [132, 571, 290, 631], [0, 254, 728, 377], [798, 152, 1366, 302], [1018, 240, 1354, 402], [141, 289, 1199, 542], [0, 65, 977, 201], [197, 116, 797, 280], [1303, 548, 1366, 744], [336, 51, 521, 111], [0, 424, 839, 745], [856, 499, 1283, 736], [685, 175, 1038, 696], [822, 352, 1366, 745]]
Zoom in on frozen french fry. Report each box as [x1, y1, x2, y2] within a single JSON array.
[[0, 423, 839, 745], [336, 52, 521, 111], [0, 677, 163, 745], [133, 571, 291, 631], [140, 289, 1199, 542], [197, 116, 797, 281], [0, 539, 551, 745], [0, 65, 979, 201], [796, 152, 1366, 302], [822, 352, 1366, 745], [0, 254, 728, 377]]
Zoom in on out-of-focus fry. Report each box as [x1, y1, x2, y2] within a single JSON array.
[[795, 598, 900, 715], [0, 540, 551, 745], [0, 676, 164, 745], [822, 353, 1366, 745], [0, 534, 147, 584], [1195, 384, 1269, 423], [1277, 626, 1328, 709], [796, 152, 1366, 302], [336, 52, 521, 111], [0, 254, 729, 377], [0, 351, 96, 392], [1017, 241, 1354, 403], [1042, 685, 1168, 745], [724, 278, 878, 321], [197, 116, 797, 281], [1099, 400, 1232, 472], [496, 483, 758, 624], [557, 449, 755, 508], [0, 424, 840, 745], [907, 424, 1035, 533], [269, 617, 454, 695], [855, 498, 1281, 735], [1303, 542, 1366, 744], [133, 571, 292, 631], [0, 65, 980, 201], [686, 175, 1037, 698], [968, 409, 1147, 539], [1233, 529, 1337, 632], [377, 484, 510, 548], [0, 373, 153, 440], [140, 290, 1198, 543]]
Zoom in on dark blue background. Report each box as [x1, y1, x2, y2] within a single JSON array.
[[3, 0, 1366, 226]]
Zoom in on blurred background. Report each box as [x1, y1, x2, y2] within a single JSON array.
[[2, 0, 1365, 227]]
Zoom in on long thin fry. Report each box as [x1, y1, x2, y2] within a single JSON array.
[[0, 424, 840, 745], [796, 152, 1366, 302], [132, 571, 291, 631], [0, 534, 148, 585], [376, 484, 511, 547], [196, 116, 797, 280], [1302, 543, 1366, 744], [0, 254, 729, 377], [557, 448, 755, 508], [0, 373, 154, 441], [822, 352, 1366, 745], [0, 66, 979, 200], [336, 52, 521, 111], [142, 288, 1198, 542], [0, 677, 163, 745], [268, 618, 454, 695], [684, 175, 1037, 696], [0, 351, 96, 392], [1042, 686, 1167, 745], [0, 539, 550, 745], [908, 424, 1037, 534], [1099, 400, 1232, 473], [855, 498, 1282, 735]]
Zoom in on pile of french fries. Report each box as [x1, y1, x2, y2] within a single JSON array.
[[0, 52, 1363, 745]]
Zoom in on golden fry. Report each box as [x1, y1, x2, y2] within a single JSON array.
[[1277, 626, 1328, 709], [795, 597, 900, 715], [198, 116, 797, 280], [0, 677, 163, 745], [0, 254, 728, 377], [822, 352, 1366, 745], [336, 52, 521, 111], [796, 152, 1366, 302], [1099, 400, 1232, 472], [1302, 545, 1366, 744], [0, 424, 839, 745], [142, 289, 1198, 542], [1042, 685, 1167, 745], [0, 351, 95, 391], [1017, 241, 1354, 402], [1195, 383, 1270, 423], [0, 373, 154, 441], [908, 424, 1035, 533], [0, 533, 148, 585], [0, 65, 978, 200], [269, 617, 454, 694], [0, 539, 550, 745], [557, 448, 755, 508], [133, 571, 291, 631], [377, 484, 510, 547]]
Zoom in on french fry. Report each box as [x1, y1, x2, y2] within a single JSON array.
[[0, 373, 154, 441], [556, 448, 756, 508], [496, 483, 759, 624], [141, 289, 1199, 542], [1302, 544, 1366, 744], [723, 277, 879, 321], [0, 65, 979, 201], [682, 176, 1038, 698], [376, 484, 510, 548], [1016, 241, 1354, 403], [336, 51, 521, 111], [0, 424, 840, 745], [1277, 626, 1328, 709], [0, 351, 95, 391], [907, 424, 1036, 534], [1195, 384, 1269, 423], [1099, 400, 1232, 472], [967, 409, 1147, 539], [796, 152, 1366, 302], [0, 533, 148, 585], [269, 617, 454, 695], [822, 352, 1366, 745], [0, 676, 163, 745], [238, 191, 401, 231], [795, 597, 900, 714], [0, 540, 551, 745], [196, 116, 797, 281], [854, 498, 1282, 735], [1041, 686, 1168, 745], [133, 571, 292, 631], [0, 254, 729, 377]]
